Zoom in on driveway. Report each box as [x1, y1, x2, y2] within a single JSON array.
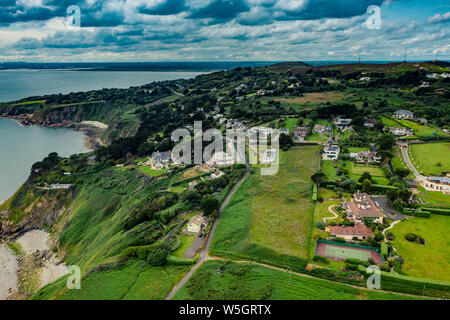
[[184, 235, 204, 259], [401, 145, 423, 181], [371, 196, 405, 221]]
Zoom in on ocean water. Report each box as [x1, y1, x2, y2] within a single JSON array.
[[0, 118, 88, 204], [0, 70, 204, 102]]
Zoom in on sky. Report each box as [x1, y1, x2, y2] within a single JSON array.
[[0, 0, 449, 62]]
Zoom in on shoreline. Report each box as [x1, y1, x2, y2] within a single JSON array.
[[0, 114, 105, 151]]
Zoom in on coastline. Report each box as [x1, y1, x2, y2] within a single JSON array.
[[0, 113, 105, 151]]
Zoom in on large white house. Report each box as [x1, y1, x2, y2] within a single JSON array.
[[394, 110, 414, 120], [322, 144, 340, 160], [420, 177, 450, 195]]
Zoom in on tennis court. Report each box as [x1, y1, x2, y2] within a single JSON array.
[[315, 240, 382, 264]]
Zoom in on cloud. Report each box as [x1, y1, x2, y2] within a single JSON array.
[[427, 12, 450, 24], [188, 0, 250, 21], [138, 0, 187, 16]]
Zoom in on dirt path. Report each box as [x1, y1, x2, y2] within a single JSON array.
[[165, 148, 250, 300], [323, 205, 339, 224], [0, 243, 18, 299]]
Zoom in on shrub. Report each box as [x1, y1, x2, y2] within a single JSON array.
[[405, 233, 417, 242], [312, 255, 329, 264], [147, 246, 169, 266], [314, 221, 325, 230]]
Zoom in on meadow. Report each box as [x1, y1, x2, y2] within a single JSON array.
[[32, 260, 190, 300], [410, 143, 450, 175], [211, 146, 320, 270], [391, 215, 450, 281], [173, 260, 422, 300]]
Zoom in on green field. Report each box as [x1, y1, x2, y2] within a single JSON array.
[[282, 118, 299, 132], [211, 146, 320, 268], [410, 143, 450, 175], [33, 260, 190, 300], [391, 215, 450, 281], [173, 260, 422, 300]]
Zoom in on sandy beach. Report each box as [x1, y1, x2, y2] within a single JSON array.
[[16, 230, 69, 288], [0, 243, 18, 299]]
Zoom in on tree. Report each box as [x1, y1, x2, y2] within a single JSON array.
[[378, 135, 395, 151], [311, 172, 327, 185], [358, 171, 372, 183], [279, 134, 293, 150], [362, 179, 372, 193], [147, 246, 169, 266], [394, 168, 411, 179], [201, 195, 220, 216]]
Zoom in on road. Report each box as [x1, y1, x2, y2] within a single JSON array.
[[165, 149, 250, 300], [401, 145, 423, 181]]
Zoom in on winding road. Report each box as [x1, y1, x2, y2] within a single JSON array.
[[165, 152, 250, 300]]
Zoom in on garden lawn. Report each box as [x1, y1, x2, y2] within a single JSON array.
[[172, 235, 196, 258], [410, 143, 450, 176], [391, 215, 450, 281], [381, 116, 400, 128], [282, 118, 298, 132], [322, 160, 339, 181], [211, 145, 320, 269], [398, 120, 447, 139], [173, 260, 422, 300], [138, 166, 166, 176], [345, 161, 390, 185], [417, 186, 450, 207]]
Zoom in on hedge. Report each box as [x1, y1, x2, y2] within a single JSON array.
[[358, 265, 450, 298], [422, 207, 450, 216], [312, 184, 318, 202], [166, 255, 196, 266], [414, 210, 430, 218]]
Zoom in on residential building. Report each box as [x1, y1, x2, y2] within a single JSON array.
[[210, 170, 225, 180], [334, 117, 352, 129], [314, 124, 325, 133], [394, 110, 414, 119], [322, 144, 340, 160], [186, 215, 209, 234], [420, 177, 450, 195], [50, 184, 72, 189], [293, 126, 309, 141], [326, 223, 374, 240], [206, 151, 235, 168], [345, 192, 383, 224], [349, 150, 381, 164], [151, 151, 171, 169], [280, 128, 289, 135], [389, 127, 413, 137], [364, 119, 375, 128]]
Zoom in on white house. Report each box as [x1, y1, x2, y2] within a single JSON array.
[[420, 177, 450, 195], [322, 144, 340, 160], [186, 215, 209, 234], [394, 110, 414, 120], [390, 127, 413, 137]]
